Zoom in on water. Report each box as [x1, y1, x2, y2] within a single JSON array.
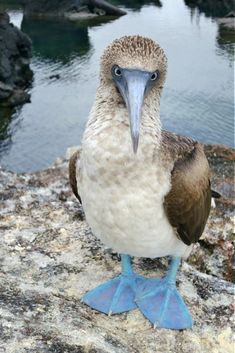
[[0, 0, 234, 172]]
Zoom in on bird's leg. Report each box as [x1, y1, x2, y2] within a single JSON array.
[[121, 254, 133, 275], [136, 257, 193, 329], [166, 256, 181, 284], [82, 254, 145, 315]]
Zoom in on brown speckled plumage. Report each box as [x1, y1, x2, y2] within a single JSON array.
[[100, 35, 167, 88], [162, 131, 211, 245]]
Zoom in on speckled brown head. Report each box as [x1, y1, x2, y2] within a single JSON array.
[[99, 36, 168, 153], [100, 35, 167, 88]]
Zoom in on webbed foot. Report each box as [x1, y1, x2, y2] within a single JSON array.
[[82, 273, 145, 315], [136, 262, 193, 330]]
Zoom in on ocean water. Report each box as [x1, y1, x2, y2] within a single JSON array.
[[0, 0, 234, 172]]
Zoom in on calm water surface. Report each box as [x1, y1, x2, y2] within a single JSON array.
[[0, 0, 234, 172]]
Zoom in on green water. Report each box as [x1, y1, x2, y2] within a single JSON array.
[[0, 0, 234, 172]]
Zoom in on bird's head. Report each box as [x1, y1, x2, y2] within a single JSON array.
[[100, 35, 167, 153]]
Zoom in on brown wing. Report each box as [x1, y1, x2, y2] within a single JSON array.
[[163, 132, 211, 246], [69, 150, 82, 204]]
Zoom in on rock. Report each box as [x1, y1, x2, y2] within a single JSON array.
[[0, 82, 31, 106], [8, 89, 31, 106], [0, 12, 33, 107], [216, 9, 235, 28], [217, 16, 235, 29], [184, 0, 234, 18], [48, 74, 60, 80], [0, 144, 234, 352], [22, 0, 126, 19]]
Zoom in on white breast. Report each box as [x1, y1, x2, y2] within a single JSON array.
[[78, 113, 191, 259]]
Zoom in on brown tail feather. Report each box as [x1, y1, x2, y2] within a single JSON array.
[[69, 150, 82, 204]]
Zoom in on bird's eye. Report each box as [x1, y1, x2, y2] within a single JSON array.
[[150, 71, 159, 81], [113, 66, 122, 77]]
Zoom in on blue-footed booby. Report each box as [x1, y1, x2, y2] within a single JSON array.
[[69, 35, 216, 329]]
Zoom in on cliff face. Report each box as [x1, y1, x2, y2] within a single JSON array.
[[0, 12, 33, 107], [0, 144, 234, 353]]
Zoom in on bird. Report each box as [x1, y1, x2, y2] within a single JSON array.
[[69, 35, 218, 330]]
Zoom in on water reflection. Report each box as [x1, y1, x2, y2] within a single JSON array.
[[0, 107, 15, 152], [184, 0, 234, 17], [21, 17, 114, 62], [185, 0, 235, 62], [0, 0, 21, 11], [111, 0, 162, 10], [216, 25, 235, 61]]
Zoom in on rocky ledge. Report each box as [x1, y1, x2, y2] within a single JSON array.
[[0, 144, 234, 353], [22, 0, 126, 19], [217, 11, 235, 29], [0, 12, 33, 107]]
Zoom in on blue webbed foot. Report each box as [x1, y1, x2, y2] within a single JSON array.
[[82, 273, 145, 315], [136, 258, 193, 330], [136, 278, 193, 329]]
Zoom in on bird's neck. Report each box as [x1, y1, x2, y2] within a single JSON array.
[[86, 84, 163, 151]]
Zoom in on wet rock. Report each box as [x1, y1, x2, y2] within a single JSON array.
[[0, 144, 234, 352], [184, 0, 234, 18], [22, 0, 126, 19], [48, 74, 60, 80], [217, 11, 235, 29], [0, 12, 33, 107]]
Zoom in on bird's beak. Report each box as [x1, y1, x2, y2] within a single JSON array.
[[115, 69, 150, 154]]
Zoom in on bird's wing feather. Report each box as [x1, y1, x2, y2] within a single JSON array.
[[162, 131, 211, 246], [69, 149, 82, 204]]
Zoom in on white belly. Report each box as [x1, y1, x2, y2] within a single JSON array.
[[79, 123, 191, 259]]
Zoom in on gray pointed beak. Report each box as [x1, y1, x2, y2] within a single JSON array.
[[114, 69, 151, 153]]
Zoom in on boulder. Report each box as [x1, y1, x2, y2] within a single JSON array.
[[22, 0, 126, 18], [0, 143, 234, 352], [217, 11, 235, 29], [0, 12, 33, 107]]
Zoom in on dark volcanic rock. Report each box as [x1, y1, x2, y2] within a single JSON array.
[[0, 144, 234, 352], [22, 0, 86, 16], [0, 12, 33, 107], [184, 0, 234, 18], [22, 0, 126, 18]]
